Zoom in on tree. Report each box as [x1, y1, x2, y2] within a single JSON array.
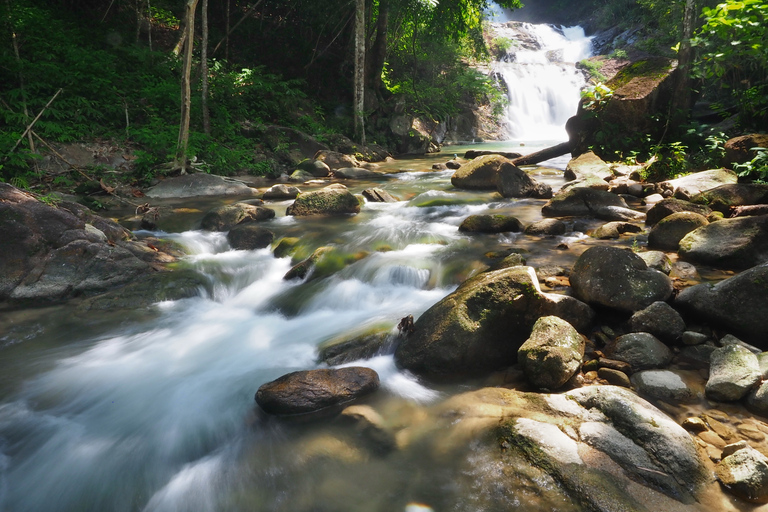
[[354, 0, 365, 145], [670, 0, 697, 123], [175, 0, 199, 172]]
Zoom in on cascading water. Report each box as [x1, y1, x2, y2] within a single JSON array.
[[491, 22, 593, 141]]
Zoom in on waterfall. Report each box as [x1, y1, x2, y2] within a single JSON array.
[[491, 22, 593, 141]]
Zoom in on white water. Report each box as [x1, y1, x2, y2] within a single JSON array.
[[493, 23, 593, 140]]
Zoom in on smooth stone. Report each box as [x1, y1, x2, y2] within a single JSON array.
[[631, 369, 703, 403], [608, 332, 673, 370], [628, 301, 685, 343], [648, 212, 709, 251], [705, 344, 761, 402], [200, 203, 275, 231], [524, 218, 567, 236], [145, 173, 256, 198], [518, 316, 585, 390], [458, 214, 524, 233]]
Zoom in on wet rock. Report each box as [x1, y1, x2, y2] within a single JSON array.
[[450, 154, 508, 189], [541, 187, 628, 217], [518, 316, 585, 390], [284, 246, 333, 280], [286, 184, 361, 216], [297, 158, 331, 177], [648, 212, 709, 251], [200, 203, 275, 231], [255, 367, 380, 416], [273, 237, 300, 258], [524, 218, 566, 236], [716, 445, 768, 503], [145, 173, 257, 198], [362, 188, 399, 203], [608, 332, 672, 370], [630, 369, 703, 403], [334, 167, 379, 179], [227, 224, 275, 250], [458, 214, 524, 233], [317, 328, 394, 366], [662, 168, 738, 200], [705, 344, 761, 402], [394, 266, 594, 380], [339, 405, 397, 455], [463, 149, 522, 160], [669, 261, 700, 280], [637, 251, 672, 274], [445, 159, 462, 169], [678, 215, 768, 269], [570, 246, 673, 313], [564, 151, 613, 181], [628, 301, 685, 343], [496, 164, 552, 199], [646, 197, 713, 226], [675, 263, 768, 345], [594, 205, 646, 222], [597, 367, 631, 387], [263, 184, 301, 200], [562, 174, 611, 191], [692, 183, 768, 214], [591, 221, 642, 239], [678, 343, 717, 367]]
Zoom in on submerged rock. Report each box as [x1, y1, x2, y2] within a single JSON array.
[[286, 184, 361, 216], [227, 224, 275, 250], [255, 367, 380, 415]]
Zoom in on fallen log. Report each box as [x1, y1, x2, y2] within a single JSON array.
[[463, 150, 523, 159], [510, 141, 572, 167]]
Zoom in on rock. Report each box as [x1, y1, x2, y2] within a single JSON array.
[[200, 203, 275, 231], [227, 224, 275, 250], [145, 173, 256, 198], [564, 151, 613, 181], [669, 261, 700, 280], [630, 369, 703, 403], [273, 237, 300, 258], [562, 174, 611, 191], [297, 159, 331, 177], [0, 184, 157, 303], [450, 154, 508, 189], [594, 205, 646, 222], [524, 218, 566, 236], [362, 188, 399, 203], [643, 193, 664, 205], [597, 367, 631, 387], [692, 183, 768, 214], [648, 212, 709, 251], [255, 367, 380, 415], [662, 168, 738, 200], [682, 331, 709, 346], [317, 328, 394, 366], [286, 184, 361, 216], [716, 445, 768, 503], [518, 316, 585, 390], [496, 164, 552, 199], [645, 198, 712, 226], [314, 150, 361, 170], [746, 381, 768, 417], [570, 246, 673, 313], [591, 221, 642, 239], [705, 344, 761, 402], [608, 332, 672, 370], [541, 188, 628, 217], [458, 214, 524, 233], [628, 301, 685, 342], [339, 405, 396, 455], [637, 251, 672, 274], [263, 184, 301, 200], [283, 246, 333, 280], [678, 215, 768, 269], [334, 167, 379, 179], [724, 134, 768, 166], [288, 169, 315, 182], [445, 159, 462, 169], [394, 266, 594, 380], [675, 263, 768, 345]]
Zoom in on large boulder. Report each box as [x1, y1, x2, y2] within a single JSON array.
[[541, 187, 628, 217], [724, 134, 768, 166], [645, 198, 712, 226], [675, 263, 768, 346], [297, 159, 331, 177], [263, 184, 301, 200], [226, 224, 275, 250], [678, 214, 768, 269], [450, 154, 508, 190], [255, 367, 380, 415], [564, 151, 613, 181], [691, 183, 768, 214], [394, 266, 594, 380], [145, 173, 257, 198], [286, 184, 361, 216], [518, 316, 585, 390], [314, 150, 361, 170], [662, 168, 738, 200], [458, 214, 524, 233], [334, 167, 379, 179], [496, 164, 552, 199], [200, 203, 275, 231], [705, 344, 761, 402], [648, 211, 709, 251], [570, 246, 673, 313]]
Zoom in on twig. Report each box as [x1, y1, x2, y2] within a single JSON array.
[[6, 88, 63, 157]]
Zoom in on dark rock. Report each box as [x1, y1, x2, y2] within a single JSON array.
[[362, 188, 399, 203], [273, 237, 300, 259], [678, 215, 768, 269], [286, 184, 361, 216], [255, 367, 380, 415], [200, 203, 275, 231], [518, 316, 585, 390], [497, 163, 552, 199], [314, 150, 361, 170], [458, 214, 524, 233], [570, 246, 673, 313], [692, 183, 768, 214], [628, 301, 685, 343], [525, 219, 566, 236], [445, 159, 462, 169], [630, 369, 703, 403], [227, 224, 275, 250], [463, 150, 522, 159], [317, 328, 395, 366], [608, 332, 673, 370], [646, 198, 712, 226], [648, 212, 709, 251], [334, 167, 379, 179], [284, 247, 333, 280], [542, 188, 628, 217], [724, 134, 768, 166]]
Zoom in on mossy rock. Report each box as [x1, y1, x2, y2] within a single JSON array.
[[286, 184, 361, 216], [273, 237, 301, 258], [458, 214, 524, 233]]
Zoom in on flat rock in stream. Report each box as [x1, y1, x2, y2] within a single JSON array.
[[661, 168, 738, 200], [691, 183, 768, 214], [678, 214, 768, 269], [541, 187, 629, 218], [145, 173, 257, 198], [255, 367, 380, 415]]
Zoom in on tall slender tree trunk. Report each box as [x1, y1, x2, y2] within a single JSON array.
[[671, 0, 697, 123], [225, 0, 230, 61], [201, 0, 210, 135], [354, 0, 366, 146], [366, 0, 389, 100], [175, 0, 199, 173], [147, 0, 152, 51], [5, 0, 34, 153]]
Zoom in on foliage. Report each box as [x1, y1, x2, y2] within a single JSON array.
[[580, 83, 614, 110], [578, 60, 607, 83], [734, 148, 768, 182]]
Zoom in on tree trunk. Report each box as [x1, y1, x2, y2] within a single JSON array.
[[509, 142, 571, 167], [5, 0, 34, 153], [366, 0, 389, 99], [201, 0, 210, 135], [354, 0, 365, 145], [147, 0, 152, 51], [671, 0, 696, 122], [175, 0, 199, 173], [225, 0, 230, 61]]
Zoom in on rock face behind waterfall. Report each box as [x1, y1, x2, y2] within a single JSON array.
[[394, 266, 594, 380]]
